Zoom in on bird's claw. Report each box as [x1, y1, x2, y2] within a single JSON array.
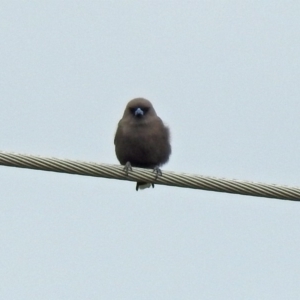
[[153, 166, 162, 180], [123, 161, 133, 176]]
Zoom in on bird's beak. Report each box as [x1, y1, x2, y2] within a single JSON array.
[[134, 108, 144, 116]]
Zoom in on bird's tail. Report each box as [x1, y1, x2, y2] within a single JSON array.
[[136, 182, 155, 191]]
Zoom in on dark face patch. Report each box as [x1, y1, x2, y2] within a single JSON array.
[[129, 106, 150, 117]]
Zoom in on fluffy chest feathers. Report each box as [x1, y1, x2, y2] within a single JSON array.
[[115, 117, 170, 167]]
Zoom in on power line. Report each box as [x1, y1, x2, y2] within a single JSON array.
[[0, 151, 299, 201]]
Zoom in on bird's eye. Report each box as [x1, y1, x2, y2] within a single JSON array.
[[130, 108, 136, 114]]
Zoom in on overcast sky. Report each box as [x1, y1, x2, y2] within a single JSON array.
[[1, 2, 300, 299]]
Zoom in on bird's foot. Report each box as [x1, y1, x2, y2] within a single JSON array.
[[153, 166, 162, 180], [123, 161, 133, 176]]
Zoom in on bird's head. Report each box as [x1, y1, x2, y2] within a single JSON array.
[[124, 98, 157, 122]]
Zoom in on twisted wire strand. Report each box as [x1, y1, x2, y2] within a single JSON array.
[[0, 151, 299, 201]]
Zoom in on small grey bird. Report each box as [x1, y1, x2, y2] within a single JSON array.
[[114, 98, 171, 191]]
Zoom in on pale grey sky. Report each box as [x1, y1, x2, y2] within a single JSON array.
[[1, 2, 300, 299]]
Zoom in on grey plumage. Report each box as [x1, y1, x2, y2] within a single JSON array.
[[114, 98, 171, 191]]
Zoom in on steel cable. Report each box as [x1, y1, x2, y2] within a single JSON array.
[[0, 151, 299, 201]]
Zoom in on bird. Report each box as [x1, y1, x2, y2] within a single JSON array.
[[114, 98, 171, 191]]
